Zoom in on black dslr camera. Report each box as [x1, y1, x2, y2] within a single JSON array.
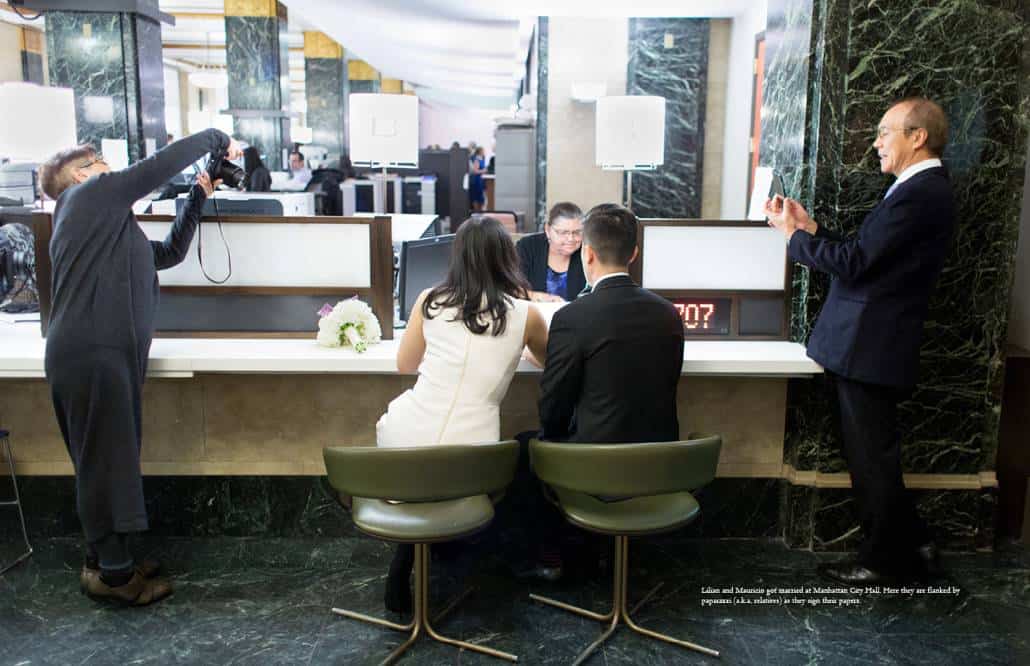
[[206, 151, 246, 190]]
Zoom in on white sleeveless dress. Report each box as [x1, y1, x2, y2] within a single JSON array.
[[377, 297, 531, 447]]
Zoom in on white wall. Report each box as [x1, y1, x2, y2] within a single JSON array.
[[163, 66, 183, 140], [0, 23, 23, 84], [720, 3, 768, 218], [418, 100, 498, 154], [546, 17, 628, 213], [1008, 139, 1030, 350]]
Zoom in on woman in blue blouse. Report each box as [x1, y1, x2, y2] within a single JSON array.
[[515, 202, 586, 302]]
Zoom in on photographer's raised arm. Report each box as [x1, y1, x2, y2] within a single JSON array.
[[151, 177, 208, 270], [102, 128, 231, 207]]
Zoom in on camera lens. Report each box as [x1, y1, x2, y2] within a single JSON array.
[[216, 161, 246, 190]]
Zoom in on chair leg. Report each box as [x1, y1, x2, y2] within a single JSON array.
[[529, 535, 719, 663], [0, 434, 33, 576], [331, 543, 517, 664], [618, 537, 719, 658]]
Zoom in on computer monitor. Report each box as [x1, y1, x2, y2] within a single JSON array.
[[397, 234, 455, 323]]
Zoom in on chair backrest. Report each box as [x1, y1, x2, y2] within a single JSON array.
[[530, 436, 722, 497], [324, 441, 519, 502]]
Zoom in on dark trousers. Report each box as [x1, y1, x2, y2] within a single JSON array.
[[831, 373, 930, 571]]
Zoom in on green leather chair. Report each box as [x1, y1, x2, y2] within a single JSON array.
[[323, 441, 520, 664], [529, 435, 723, 664]]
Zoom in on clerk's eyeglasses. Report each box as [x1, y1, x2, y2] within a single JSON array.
[[79, 154, 106, 169], [550, 227, 583, 239]]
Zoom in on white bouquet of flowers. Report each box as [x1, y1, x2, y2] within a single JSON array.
[[316, 298, 382, 353]]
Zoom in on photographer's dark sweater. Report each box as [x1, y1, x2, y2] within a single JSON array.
[[44, 128, 229, 541]]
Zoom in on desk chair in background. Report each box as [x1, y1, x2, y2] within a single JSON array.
[[0, 428, 32, 575]]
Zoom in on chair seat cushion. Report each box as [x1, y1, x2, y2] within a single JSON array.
[[351, 494, 495, 543], [553, 488, 701, 536]]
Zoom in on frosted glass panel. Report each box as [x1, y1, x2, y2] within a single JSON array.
[[140, 222, 371, 287], [642, 226, 786, 291]]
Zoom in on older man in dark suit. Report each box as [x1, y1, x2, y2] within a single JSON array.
[[766, 97, 956, 584]]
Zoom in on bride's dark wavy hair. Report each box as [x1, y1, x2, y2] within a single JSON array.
[[422, 216, 530, 336]]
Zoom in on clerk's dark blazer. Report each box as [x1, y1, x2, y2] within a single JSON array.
[[515, 232, 587, 300], [789, 166, 955, 389], [538, 275, 685, 443]]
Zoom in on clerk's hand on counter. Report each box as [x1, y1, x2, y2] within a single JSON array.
[[530, 290, 565, 303], [195, 171, 222, 197]]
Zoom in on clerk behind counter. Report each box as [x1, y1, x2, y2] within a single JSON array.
[[515, 202, 586, 302]]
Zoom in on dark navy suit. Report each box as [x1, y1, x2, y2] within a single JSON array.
[[789, 165, 955, 570]]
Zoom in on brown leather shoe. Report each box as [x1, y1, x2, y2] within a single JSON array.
[[81, 571, 173, 607], [81, 558, 162, 590]]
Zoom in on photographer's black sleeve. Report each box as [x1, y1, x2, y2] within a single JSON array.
[[151, 185, 206, 270], [103, 128, 230, 207]]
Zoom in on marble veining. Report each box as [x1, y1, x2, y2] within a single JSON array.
[[305, 57, 347, 157], [225, 14, 289, 170], [1, 536, 1026, 664], [534, 17, 548, 231], [626, 18, 709, 219]]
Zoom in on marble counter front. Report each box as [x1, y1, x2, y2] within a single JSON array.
[[0, 316, 819, 478]]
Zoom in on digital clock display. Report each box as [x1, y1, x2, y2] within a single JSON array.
[[670, 298, 732, 336]]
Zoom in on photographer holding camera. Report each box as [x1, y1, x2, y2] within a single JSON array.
[[38, 128, 242, 606]]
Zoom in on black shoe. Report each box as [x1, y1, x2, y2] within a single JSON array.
[[817, 561, 889, 584], [916, 542, 944, 578], [516, 564, 563, 582]]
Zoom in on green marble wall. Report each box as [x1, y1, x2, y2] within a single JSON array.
[[305, 57, 348, 157], [224, 4, 290, 170], [46, 11, 167, 162], [762, 0, 1028, 550]]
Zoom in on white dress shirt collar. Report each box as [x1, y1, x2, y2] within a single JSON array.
[[894, 158, 942, 186]]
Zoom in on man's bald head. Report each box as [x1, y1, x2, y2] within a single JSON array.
[[894, 97, 949, 157]]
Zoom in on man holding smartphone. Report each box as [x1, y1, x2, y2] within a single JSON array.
[[765, 97, 955, 584]]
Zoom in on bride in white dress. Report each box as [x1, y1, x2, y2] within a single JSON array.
[[377, 216, 549, 612]]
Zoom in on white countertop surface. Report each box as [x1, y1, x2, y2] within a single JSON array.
[[0, 315, 821, 379]]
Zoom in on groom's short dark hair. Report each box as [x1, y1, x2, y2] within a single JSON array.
[[583, 204, 638, 266]]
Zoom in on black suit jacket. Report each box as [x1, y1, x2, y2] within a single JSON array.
[[516, 232, 586, 300], [789, 166, 955, 388], [538, 275, 685, 443]]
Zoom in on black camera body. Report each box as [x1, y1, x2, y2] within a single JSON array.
[[207, 151, 246, 190]]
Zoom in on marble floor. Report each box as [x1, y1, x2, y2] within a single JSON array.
[[1, 532, 1027, 665]]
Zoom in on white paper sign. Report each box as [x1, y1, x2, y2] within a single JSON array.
[[101, 138, 129, 171], [748, 166, 774, 221]]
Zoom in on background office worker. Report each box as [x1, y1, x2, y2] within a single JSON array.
[[40, 129, 242, 606], [765, 97, 955, 584], [516, 202, 586, 303], [242, 146, 272, 192]]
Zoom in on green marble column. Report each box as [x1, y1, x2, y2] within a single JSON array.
[[347, 59, 381, 95], [20, 27, 44, 84], [303, 32, 348, 158], [45, 10, 167, 162], [761, 0, 1028, 552], [224, 0, 291, 170]]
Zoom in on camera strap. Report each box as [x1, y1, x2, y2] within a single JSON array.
[[194, 159, 232, 284]]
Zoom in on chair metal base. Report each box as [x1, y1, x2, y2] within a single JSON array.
[[530, 535, 718, 664], [331, 543, 518, 665], [0, 434, 33, 576]]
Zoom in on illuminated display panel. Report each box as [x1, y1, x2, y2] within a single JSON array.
[[670, 297, 732, 336]]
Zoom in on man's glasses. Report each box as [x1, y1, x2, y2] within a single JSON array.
[[550, 228, 583, 239], [79, 154, 106, 169], [875, 126, 917, 139]]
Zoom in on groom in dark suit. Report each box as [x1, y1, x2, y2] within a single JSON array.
[[766, 97, 956, 583], [538, 205, 684, 443]]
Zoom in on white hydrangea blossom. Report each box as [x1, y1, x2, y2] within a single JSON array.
[[315, 298, 382, 352]]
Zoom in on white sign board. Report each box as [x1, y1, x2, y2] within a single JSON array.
[[349, 93, 419, 168]]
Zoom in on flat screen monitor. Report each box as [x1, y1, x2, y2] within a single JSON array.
[[398, 234, 455, 323]]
